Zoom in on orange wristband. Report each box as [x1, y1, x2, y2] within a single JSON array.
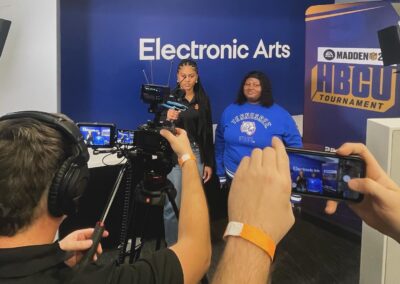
[[178, 153, 196, 167], [223, 221, 276, 260]]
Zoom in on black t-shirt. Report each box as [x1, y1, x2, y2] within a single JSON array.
[[0, 243, 183, 284], [173, 96, 200, 145], [160, 94, 214, 167]]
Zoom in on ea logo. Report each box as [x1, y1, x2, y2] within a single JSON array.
[[323, 49, 335, 61], [369, 52, 378, 60]]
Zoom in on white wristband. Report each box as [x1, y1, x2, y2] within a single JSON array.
[[178, 153, 196, 167]]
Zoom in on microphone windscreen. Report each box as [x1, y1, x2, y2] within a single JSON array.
[[174, 89, 186, 101]]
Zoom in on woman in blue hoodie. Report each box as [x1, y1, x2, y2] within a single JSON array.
[[215, 70, 302, 186]]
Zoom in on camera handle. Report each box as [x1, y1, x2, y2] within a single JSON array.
[[77, 161, 130, 269]]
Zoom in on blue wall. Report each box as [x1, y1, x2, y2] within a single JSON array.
[[61, 0, 332, 129]]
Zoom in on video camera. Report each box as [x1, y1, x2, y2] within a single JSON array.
[[141, 84, 187, 115], [75, 82, 189, 268], [77, 84, 183, 154], [77, 122, 171, 155], [76, 83, 189, 206]]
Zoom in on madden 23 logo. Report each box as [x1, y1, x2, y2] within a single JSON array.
[[318, 47, 383, 66], [311, 63, 398, 112]]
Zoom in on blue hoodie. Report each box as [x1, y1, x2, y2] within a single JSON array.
[[215, 102, 302, 182]]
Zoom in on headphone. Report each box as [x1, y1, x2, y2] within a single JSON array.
[[0, 111, 90, 217]]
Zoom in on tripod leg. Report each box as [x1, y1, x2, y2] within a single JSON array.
[[166, 188, 180, 220], [129, 237, 143, 264], [156, 238, 162, 250]]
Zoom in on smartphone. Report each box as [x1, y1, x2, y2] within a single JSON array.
[[117, 129, 134, 146], [286, 147, 365, 202]]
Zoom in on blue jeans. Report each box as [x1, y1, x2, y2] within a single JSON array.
[[163, 144, 203, 246]]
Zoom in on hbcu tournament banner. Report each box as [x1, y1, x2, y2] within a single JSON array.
[[304, 1, 400, 148], [60, 0, 332, 129]]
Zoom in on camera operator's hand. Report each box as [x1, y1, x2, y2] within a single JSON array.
[[229, 137, 294, 244], [333, 143, 400, 243], [160, 127, 193, 158], [167, 109, 180, 121], [59, 228, 109, 267]]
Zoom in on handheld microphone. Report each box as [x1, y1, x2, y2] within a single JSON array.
[[173, 88, 186, 102], [170, 75, 187, 102]]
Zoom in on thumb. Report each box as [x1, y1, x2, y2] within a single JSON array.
[[348, 178, 381, 197], [324, 200, 338, 215], [160, 129, 173, 140], [72, 239, 94, 251]]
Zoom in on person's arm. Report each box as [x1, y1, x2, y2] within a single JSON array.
[[160, 128, 211, 284], [282, 112, 302, 148], [326, 143, 400, 243], [212, 137, 295, 283], [214, 110, 226, 185]]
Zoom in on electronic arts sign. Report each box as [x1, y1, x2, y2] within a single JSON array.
[[60, 0, 334, 129], [303, 2, 400, 147], [139, 38, 291, 61]]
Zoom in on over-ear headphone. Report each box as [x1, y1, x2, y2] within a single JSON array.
[[0, 111, 90, 217]]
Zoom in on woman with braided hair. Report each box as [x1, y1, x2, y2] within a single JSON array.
[[160, 59, 214, 246]]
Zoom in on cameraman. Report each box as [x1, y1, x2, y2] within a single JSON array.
[[0, 113, 210, 284]]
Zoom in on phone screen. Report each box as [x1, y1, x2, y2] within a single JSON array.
[[286, 148, 365, 202]]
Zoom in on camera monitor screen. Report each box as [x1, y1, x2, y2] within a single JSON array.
[[141, 84, 171, 104], [117, 129, 134, 145], [77, 123, 115, 148], [287, 149, 364, 202]]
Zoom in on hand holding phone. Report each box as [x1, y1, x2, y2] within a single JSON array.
[[286, 147, 366, 202], [331, 143, 400, 242]]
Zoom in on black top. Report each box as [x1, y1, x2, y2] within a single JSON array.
[[0, 243, 183, 284], [161, 95, 214, 168]]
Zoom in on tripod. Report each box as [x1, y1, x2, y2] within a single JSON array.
[[79, 151, 209, 283], [120, 168, 180, 264]]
